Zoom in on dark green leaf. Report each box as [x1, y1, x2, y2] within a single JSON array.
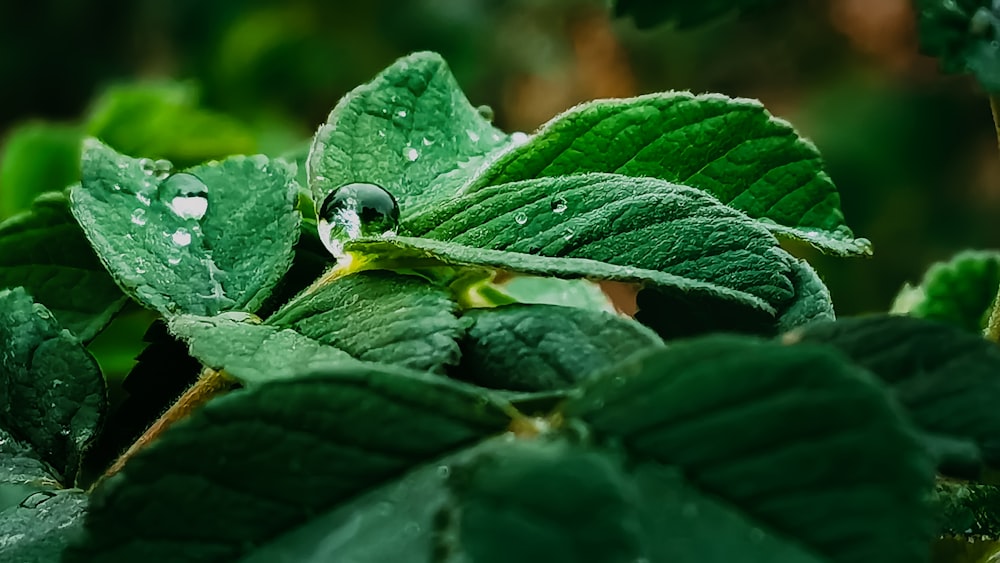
[[0, 122, 81, 219], [892, 250, 1000, 333], [0, 490, 88, 563], [776, 257, 835, 332], [789, 315, 1000, 476], [72, 139, 300, 317], [86, 82, 256, 167], [457, 304, 663, 391], [0, 288, 106, 485], [914, 0, 1000, 92], [308, 51, 509, 211], [0, 191, 127, 342], [168, 313, 358, 385], [267, 271, 464, 374], [614, 0, 782, 29], [0, 427, 60, 490], [460, 94, 868, 256], [67, 364, 513, 563], [563, 336, 935, 563], [346, 235, 779, 338]]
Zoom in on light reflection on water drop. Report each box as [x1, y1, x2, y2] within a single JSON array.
[[317, 183, 400, 260], [172, 229, 192, 247]]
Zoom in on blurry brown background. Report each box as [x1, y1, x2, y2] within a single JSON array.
[[1, 0, 997, 315]]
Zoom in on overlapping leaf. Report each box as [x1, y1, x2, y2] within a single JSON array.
[[72, 139, 300, 317], [0, 490, 88, 563], [892, 250, 1000, 333]]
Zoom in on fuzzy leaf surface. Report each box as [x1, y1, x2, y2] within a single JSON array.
[[892, 250, 1000, 333], [72, 139, 299, 317], [308, 51, 508, 211], [0, 490, 88, 563], [563, 336, 935, 563], [460, 94, 867, 256], [0, 191, 126, 341]]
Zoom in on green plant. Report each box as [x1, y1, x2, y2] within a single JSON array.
[[3, 5, 1000, 561]]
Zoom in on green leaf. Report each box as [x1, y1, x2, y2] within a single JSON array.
[[499, 276, 615, 312], [461, 94, 868, 256], [0, 489, 88, 563], [308, 51, 509, 211], [67, 364, 513, 563], [0, 426, 60, 491], [777, 258, 835, 332], [267, 271, 464, 374], [86, 82, 256, 167], [72, 139, 300, 317], [789, 315, 1000, 476], [0, 191, 127, 342], [913, 0, 1000, 92], [168, 313, 357, 385], [614, 0, 782, 29], [891, 250, 1000, 334], [0, 288, 106, 485], [563, 336, 935, 563], [0, 122, 81, 219], [457, 304, 663, 391]]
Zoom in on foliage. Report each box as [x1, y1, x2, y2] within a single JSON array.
[[913, 0, 1000, 92]]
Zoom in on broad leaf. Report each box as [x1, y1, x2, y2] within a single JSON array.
[[789, 315, 1000, 476], [614, 0, 782, 29], [914, 0, 1000, 92], [499, 276, 615, 312], [168, 313, 357, 385], [0, 490, 88, 563], [0, 191, 127, 341], [308, 51, 509, 211], [460, 95, 868, 256], [776, 258, 835, 332], [86, 82, 256, 167], [267, 271, 464, 374], [563, 336, 935, 563], [457, 304, 663, 391], [0, 288, 106, 485], [0, 427, 60, 490], [72, 139, 300, 317], [67, 364, 513, 563], [891, 250, 1000, 334], [0, 122, 81, 219]]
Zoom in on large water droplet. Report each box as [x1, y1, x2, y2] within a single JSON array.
[[138, 158, 156, 176], [317, 183, 400, 259], [514, 212, 528, 225], [131, 208, 147, 226], [19, 490, 57, 509], [153, 159, 173, 180], [160, 173, 209, 221], [172, 229, 192, 247], [404, 147, 419, 162], [550, 197, 568, 214], [510, 132, 529, 145], [476, 104, 495, 122]]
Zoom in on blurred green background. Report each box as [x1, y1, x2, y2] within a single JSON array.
[[2, 0, 997, 316]]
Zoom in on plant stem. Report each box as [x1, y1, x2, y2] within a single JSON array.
[[90, 368, 236, 491], [985, 95, 1000, 343]]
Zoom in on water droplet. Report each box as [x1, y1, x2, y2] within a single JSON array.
[[19, 491, 56, 509], [514, 212, 528, 225], [172, 229, 192, 247], [153, 158, 173, 180], [436, 465, 451, 479], [135, 266, 146, 274], [168, 256, 182, 265], [33, 305, 52, 320], [377, 130, 386, 138], [404, 147, 419, 162], [317, 183, 400, 259], [138, 158, 156, 175], [136, 192, 152, 207], [131, 208, 147, 226], [160, 173, 209, 220], [397, 109, 407, 118], [510, 131, 529, 145], [550, 197, 568, 214], [466, 130, 480, 143], [112, 183, 122, 192], [421, 137, 434, 146], [476, 104, 495, 122]]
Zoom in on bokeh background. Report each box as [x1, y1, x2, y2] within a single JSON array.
[[2, 0, 997, 316]]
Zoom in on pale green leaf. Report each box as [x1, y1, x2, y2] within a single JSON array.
[[0, 490, 88, 563]]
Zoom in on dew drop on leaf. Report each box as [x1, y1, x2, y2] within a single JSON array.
[[138, 158, 156, 176], [510, 131, 529, 145], [18, 490, 56, 509], [168, 256, 181, 266], [421, 137, 434, 146], [404, 147, 419, 162], [317, 183, 400, 259], [131, 208, 147, 226], [397, 109, 407, 118], [466, 130, 481, 143], [160, 173, 209, 221], [550, 197, 568, 214], [476, 104, 494, 122], [171, 229, 192, 247], [436, 465, 451, 479], [514, 212, 528, 225], [153, 158, 173, 180], [32, 304, 51, 320]]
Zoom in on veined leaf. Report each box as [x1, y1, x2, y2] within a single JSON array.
[[0, 490, 88, 563], [789, 315, 1000, 477], [891, 250, 1000, 334], [67, 365, 513, 563], [72, 139, 300, 317], [457, 304, 663, 392], [308, 51, 509, 212], [0, 288, 106, 486], [0, 191, 127, 341], [563, 336, 935, 563], [777, 258, 835, 332], [614, 0, 783, 29], [460, 94, 868, 256], [267, 271, 465, 374], [0, 427, 60, 490], [914, 0, 1000, 92]]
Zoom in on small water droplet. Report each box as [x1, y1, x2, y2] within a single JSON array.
[[172, 229, 192, 247], [476, 104, 495, 122], [562, 228, 575, 241], [153, 159, 173, 180], [404, 147, 419, 162], [33, 305, 52, 320], [135, 266, 146, 274], [168, 256, 181, 265], [136, 192, 152, 207], [510, 131, 529, 145], [138, 158, 156, 175], [397, 109, 407, 118], [112, 183, 122, 192], [550, 197, 568, 214], [436, 465, 451, 479], [377, 130, 386, 138], [466, 130, 480, 143], [160, 173, 209, 220], [514, 212, 528, 225], [131, 208, 147, 226], [317, 183, 400, 259], [19, 491, 56, 509], [421, 137, 434, 146]]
